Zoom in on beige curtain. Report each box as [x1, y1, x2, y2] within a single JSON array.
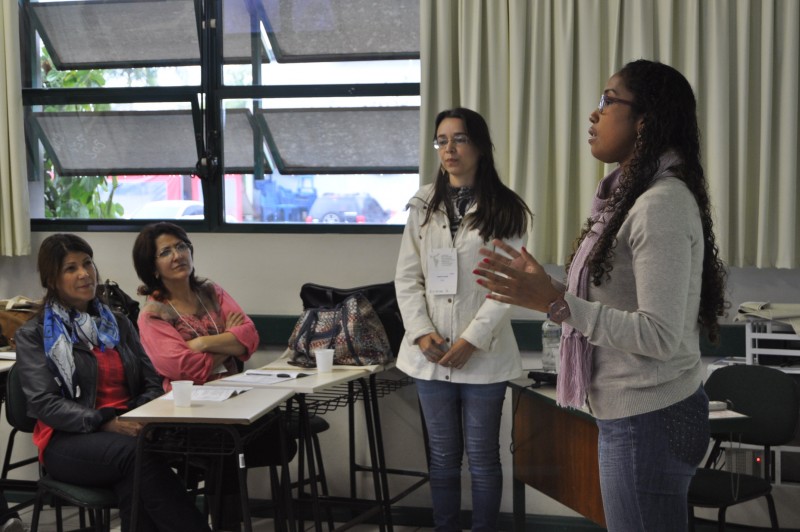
[[0, 1, 30, 257], [421, 0, 800, 268]]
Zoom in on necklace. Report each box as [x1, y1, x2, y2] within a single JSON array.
[[167, 292, 220, 337]]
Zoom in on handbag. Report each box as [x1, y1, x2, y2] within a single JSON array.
[[298, 281, 404, 357], [288, 292, 393, 367], [0, 296, 39, 350], [98, 279, 141, 329]]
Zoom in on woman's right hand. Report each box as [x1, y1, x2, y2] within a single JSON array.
[[102, 416, 145, 437], [225, 312, 245, 329], [416, 333, 448, 363]]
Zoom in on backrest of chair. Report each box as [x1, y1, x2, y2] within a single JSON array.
[[5, 364, 37, 433], [705, 364, 800, 446]]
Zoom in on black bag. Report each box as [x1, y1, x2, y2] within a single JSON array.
[[299, 281, 404, 357], [99, 280, 141, 329]]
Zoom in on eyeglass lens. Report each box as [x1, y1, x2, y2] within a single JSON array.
[[434, 134, 469, 150], [157, 242, 190, 259]]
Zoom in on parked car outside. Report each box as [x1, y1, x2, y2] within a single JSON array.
[[127, 200, 204, 219], [305, 193, 389, 224]]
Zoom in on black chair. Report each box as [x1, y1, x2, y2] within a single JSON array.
[[688, 364, 800, 531], [5, 364, 117, 532]]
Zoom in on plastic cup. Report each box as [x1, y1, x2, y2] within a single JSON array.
[[171, 380, 194, 407], [315, 349, 335, 373]]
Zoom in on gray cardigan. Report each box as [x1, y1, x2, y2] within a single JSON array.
[[562, 174, 705, 420]]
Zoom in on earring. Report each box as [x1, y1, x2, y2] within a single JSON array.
[[154, 272, 159, 280]]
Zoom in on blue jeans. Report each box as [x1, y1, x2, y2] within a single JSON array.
[[596, 386, 709, 532], [415, 379, 507, 532]]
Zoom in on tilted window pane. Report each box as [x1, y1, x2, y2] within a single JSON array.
[[29, 108, 263, 175], [28, 0, 200, 70], [258, 107, 419, 173], [259, 0, 419, 62]]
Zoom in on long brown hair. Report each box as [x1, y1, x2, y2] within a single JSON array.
[[423, 108, 531, 240]]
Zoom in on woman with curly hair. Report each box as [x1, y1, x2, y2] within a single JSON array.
[[475, 60, 727, 531]]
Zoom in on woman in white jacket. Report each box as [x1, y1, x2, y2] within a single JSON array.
[[395, 107, 531, 531]]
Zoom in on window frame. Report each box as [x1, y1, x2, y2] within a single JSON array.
[[21, 0, 419, 235]]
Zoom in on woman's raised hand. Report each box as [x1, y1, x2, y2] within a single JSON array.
[[474, 239, 560, 312]]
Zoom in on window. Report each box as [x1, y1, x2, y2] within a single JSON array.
[[21, 0, 420, 230]]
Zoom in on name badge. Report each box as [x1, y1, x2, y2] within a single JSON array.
[[427, 248, 457, 295]]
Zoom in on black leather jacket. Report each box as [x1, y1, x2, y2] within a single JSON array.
[[15, 311, 164, 433]]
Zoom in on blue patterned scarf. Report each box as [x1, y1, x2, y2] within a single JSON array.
[[43, 298, 120, 399]]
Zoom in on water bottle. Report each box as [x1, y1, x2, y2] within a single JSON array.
[[541, 315, 562, 373]]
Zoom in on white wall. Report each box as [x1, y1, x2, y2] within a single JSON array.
[[2, 231, 800, 527], [3, 231, 799, 320]]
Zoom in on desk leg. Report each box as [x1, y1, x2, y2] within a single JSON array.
[[295, 395, 324, 532], [366, 375, 393, 531], [356, 377, 389, 532], [131, 427, 148, 532], [227, 427, 252, 532], [278, 410, 297, 532], [513, 475, 525, 532]]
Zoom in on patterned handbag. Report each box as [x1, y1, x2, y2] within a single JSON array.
[[288, 292, 392, 367]]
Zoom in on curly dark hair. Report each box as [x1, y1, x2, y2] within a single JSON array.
[[569, 60, 728, 343], [423, 107, 531, 240]]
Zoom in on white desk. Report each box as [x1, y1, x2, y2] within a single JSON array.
[[122, 387, 295, 532], [210, 366, 374, 531], [122, 387, 294, 424]]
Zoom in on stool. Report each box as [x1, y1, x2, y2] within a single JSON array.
[[286, 413, 334, 530]]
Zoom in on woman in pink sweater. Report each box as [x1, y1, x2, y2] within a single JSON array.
[[132, 222, 294, 530]]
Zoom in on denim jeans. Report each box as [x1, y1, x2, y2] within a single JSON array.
[[596, 386, 709, 532], [415, 379, 507, 532]]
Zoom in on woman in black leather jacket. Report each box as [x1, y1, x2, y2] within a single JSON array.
[[15, 233, 210, 532]]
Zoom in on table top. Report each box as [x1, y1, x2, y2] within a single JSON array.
[[509, 378, 750, 431], [0, 360, 14, 373], [209, 366, 371, 394], [265, 347, 392, 374], [120, 387, 294, 424]]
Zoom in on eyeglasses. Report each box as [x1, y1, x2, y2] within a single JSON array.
[[433, 134, 470, 150], [156, 241, 191, 260], [598, 94, 636, 114]]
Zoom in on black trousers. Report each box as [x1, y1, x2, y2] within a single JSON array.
[[44, 431, 211, 532]]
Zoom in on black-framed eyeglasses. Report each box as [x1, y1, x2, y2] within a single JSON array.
[[433, 133, 470, 150], [156, 241, 191, 260], [598, 94, 636, 114]]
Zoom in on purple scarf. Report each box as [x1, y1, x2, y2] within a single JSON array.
[[556, 152, 681, 408], [556, 168, 622, 408]]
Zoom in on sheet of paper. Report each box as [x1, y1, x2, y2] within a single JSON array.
[[218, 373, 295, 386], [163, 386, 251, 402], [427, 247, 458, 295], [709, 409, 748, 419], [0, 350, 16, 360]]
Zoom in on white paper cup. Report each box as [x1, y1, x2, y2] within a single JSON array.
[[172, 380, 194, 407], [315, 349, 335, 373]]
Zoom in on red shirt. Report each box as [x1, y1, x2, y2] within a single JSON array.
[[33, 345, 130, 460]]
